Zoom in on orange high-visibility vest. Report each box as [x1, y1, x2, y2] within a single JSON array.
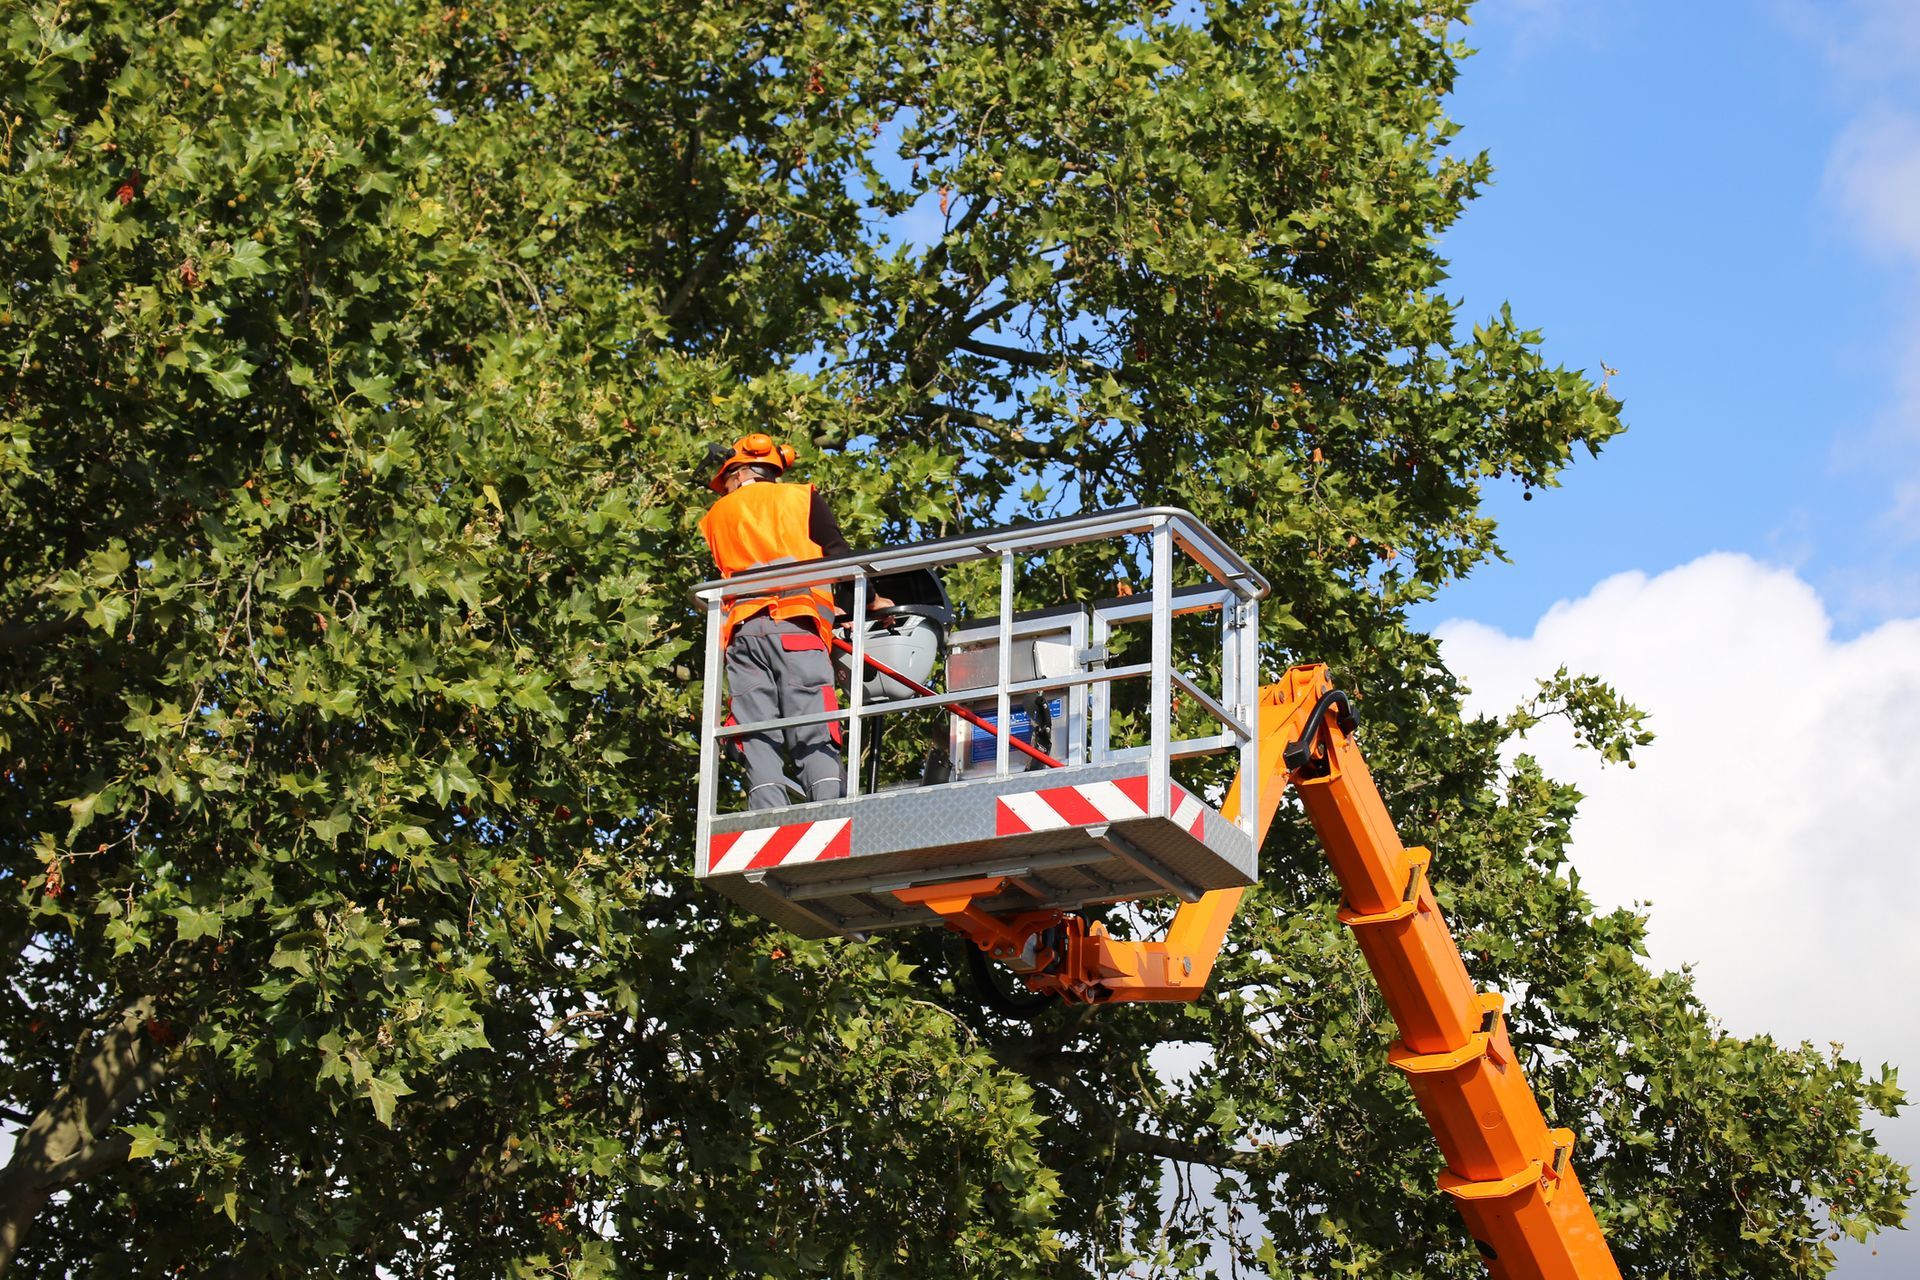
[[700, 482, 836, 648]]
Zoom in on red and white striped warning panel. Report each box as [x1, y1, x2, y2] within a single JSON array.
[[995, 774, 1208, 839], [707, 817, 852, 876]]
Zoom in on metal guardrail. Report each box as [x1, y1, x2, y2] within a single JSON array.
[[686, 507, 1270, 602], [690, 506, 1268, 849]]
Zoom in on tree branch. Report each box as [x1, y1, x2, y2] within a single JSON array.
[[992, 1032, 1271, 1178], [0, 615, 81, 655], [963, 294, 1027, 331], [917, 195, 992, 283], [959, 265, 1077, 332], [907, 401, 1008, 433], [991, 1035, 1263, 1174], [39, 1135, 131, 1187], [0, 998, 169, 1276], [954, 336, 1063, 371], [943, 192, 991, 246], [905, 402, 1055, 461], [1113, 1128, 1265, 1171], [99, 1057, 170, 1130], [953, 337, 1137, 388], [661, 212, 746, 320], [895, 197, 1002, 387]]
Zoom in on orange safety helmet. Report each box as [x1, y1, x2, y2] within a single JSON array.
[[706, 432, 798, 493]]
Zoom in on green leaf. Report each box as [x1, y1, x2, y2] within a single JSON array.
[[125, 1123, 171, 1160], [308, 810, 352, 841], [82, 592, 131, 635], [172, 906, 223, 943], [202, 356, 256, 399], [365, 1072, 414, 1127], [348, 372, 394, 405], [225, 239, 269, 279]]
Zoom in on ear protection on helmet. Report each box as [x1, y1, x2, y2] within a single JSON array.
[[736, 433, 798, 469], [708, 433, 798, 492]]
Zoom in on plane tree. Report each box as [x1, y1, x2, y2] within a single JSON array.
[[0, 0, 1906, 1275]]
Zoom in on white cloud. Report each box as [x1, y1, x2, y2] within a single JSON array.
[[1822, 105, 1920, 445], [1438, 553, 1920, 1273], [1797, 2, 1920, 537], [1777, 0, 1920, 83], [1438, 553, 1920, 1070], [1825, 109, 1920, 265], [1469, 0, 1612, 56]]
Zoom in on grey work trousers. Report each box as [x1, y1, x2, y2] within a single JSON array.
[[725, 614, 845, 810]]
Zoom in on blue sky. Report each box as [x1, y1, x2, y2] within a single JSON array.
[[1421, 0, 1920, 637], [1427, 4, 1920, 1273]]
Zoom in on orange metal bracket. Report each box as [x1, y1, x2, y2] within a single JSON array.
[[894, 666, 1332, 1004], [891, 877, 1065, 973]]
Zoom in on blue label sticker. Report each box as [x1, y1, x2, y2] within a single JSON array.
[[968, 699, 1064, 764]]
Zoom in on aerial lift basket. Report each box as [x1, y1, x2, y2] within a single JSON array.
[[690, 507, 1625, 1277], [689, 508, 1269, 939]]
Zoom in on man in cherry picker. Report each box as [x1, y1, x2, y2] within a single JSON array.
[[699, 433, 867, 809]]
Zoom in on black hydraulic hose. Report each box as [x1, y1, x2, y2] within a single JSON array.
[[963, 939, 1059, 1017], [864, 717, 886, 794], [1282, 688, 1357, 778]]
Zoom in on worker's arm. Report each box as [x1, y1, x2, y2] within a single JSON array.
[[812, 492, 894, 611], [809, 490, 853, 559]]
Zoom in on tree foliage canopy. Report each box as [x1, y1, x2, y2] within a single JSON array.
[[1, 0, 1908, 1275]]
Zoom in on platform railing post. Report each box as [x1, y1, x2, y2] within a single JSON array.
[[1238, 595, 1259, 841], [1149, 523, 1172, 819], [996, 549, 1014, 778], [847, 569, 868, 799], [1089, 607, 1112, 764], [1220, 592, 1239, 727], [695, 594, 724, 874]]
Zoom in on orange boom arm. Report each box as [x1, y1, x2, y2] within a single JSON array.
[[899, 664, 1622, 1279]]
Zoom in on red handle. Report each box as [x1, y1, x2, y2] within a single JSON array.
[[831, 635, 1065, 770]]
